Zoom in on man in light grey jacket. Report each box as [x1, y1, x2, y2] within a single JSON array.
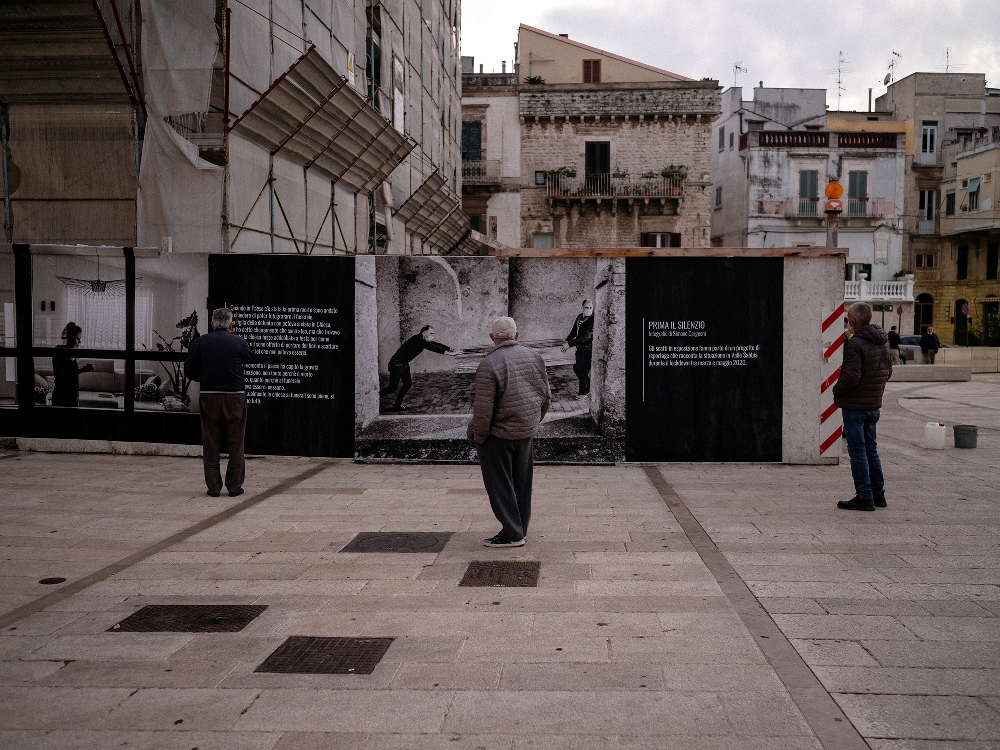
[[468, 317, 551, 547]]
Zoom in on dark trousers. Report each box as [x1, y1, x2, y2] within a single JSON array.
[[200, 393, 248, 494], [574, 348, 592, 395], [477, 436, 534, 542], [379, 362, 412, 406], [842, 408, 884, 500]]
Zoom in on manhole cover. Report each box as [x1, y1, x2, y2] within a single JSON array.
[[340, 532, 453, 553], [255, 636, 394, 674], [109, 605, 268, 633], [459, 560, 540, 587]]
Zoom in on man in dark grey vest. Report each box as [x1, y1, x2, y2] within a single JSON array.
[[185, 308, 254, 498], [468, 317, 551, 547]]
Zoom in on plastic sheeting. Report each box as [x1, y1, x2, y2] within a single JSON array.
[[7, 104, 136, 245], [394, 171, 458, 239], [231, 47, 415, 192], [137, 115, 222, 253], [139, 0, 218, 116]]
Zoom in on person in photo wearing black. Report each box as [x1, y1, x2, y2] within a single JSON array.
[[920, 325, 941, 364], [185, 308, 253, 498], [51, 322, 94, 407], [379, 325, 458, 411], [561, 299, 594, 395], [887, 325, 901, 365]]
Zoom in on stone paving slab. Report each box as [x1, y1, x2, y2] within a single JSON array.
[[1, 374, 998, 747]]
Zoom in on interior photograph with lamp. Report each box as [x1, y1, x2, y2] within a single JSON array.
[[29, 249, 206, 413]]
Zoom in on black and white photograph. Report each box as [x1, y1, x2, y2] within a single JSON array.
[[355, 255, 626, 462]]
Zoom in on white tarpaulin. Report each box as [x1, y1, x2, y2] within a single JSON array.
[[137, 115, 223, 253], [231, 46, 415, 192], [140, 0, 218, 115]]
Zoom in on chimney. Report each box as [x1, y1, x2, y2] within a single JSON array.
[[502, 61, 506, 73], [559, 33, 569, 38]]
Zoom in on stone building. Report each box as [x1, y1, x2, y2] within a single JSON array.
[[459, 61, 521, 249], [0, 0, 474, 256], [513, 26, 720, 249], [711, 87, 911, 328], [875, 73, 1000, 339]]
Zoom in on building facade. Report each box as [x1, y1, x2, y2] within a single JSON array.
[[711, 87, 911, 327], [0, 0, 471, 256], [459, 26, 719, 250], [875, 73, 1000, 339]]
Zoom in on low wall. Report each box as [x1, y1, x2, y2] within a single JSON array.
[[934, 347, 1000, 373]]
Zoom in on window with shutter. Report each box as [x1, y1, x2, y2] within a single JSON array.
[[583, 59, 601, 83]]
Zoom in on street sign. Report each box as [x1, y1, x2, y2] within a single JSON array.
[[896, 306, 903, 316], [961, 303, 969, 315]]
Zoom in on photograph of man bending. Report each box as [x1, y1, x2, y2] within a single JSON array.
[[380, 325, 458, 411]]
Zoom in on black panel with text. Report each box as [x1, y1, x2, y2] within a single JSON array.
[[208, 254, 355, 457], [625, 257, 783, 462]]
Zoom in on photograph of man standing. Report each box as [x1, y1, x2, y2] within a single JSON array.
[[379, 325, 459, 411], [185, 307, 254, 498], [833, 302, 892, 511], [469, 317, 551, 547], [561, 299, 594, 396]]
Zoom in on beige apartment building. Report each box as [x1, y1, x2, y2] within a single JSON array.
[[460, 26, 720, 250], [875, 73, 1000, 340]]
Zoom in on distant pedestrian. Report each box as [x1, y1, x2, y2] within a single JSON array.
[[469, 317, 551, 547], [561, 299, 595, 396], [887, 325, 901, 365], [920, 325, 940, 364], [833, 302, 892, 511], [51, 322, 94, 407], [380, 325, 458, 411], [185, 308, 254, 498]]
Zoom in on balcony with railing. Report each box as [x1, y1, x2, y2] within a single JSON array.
[[545, 173, 684, 200], [739, 130, 899, 151], [844, 275, 915, 302], [846, 197, 893, 218], [462, 160, 501, 185]]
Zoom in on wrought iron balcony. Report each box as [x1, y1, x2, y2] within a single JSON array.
[[545, 173, 684, 199], [462, 160, 502, 185]]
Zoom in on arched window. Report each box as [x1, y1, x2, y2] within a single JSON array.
[[914, 293, 933, 334]]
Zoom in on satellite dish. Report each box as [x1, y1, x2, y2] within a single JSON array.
[[884, 73, 891, 85]]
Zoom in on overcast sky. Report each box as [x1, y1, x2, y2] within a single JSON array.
[[460, 0, 999, 112]]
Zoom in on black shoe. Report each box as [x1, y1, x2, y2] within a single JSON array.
[[837, 496, 875, 511], [207, 490, 221, 497], [228, 488, 245, 497], [483, 534, 525, 547], [389, 404, 407, 412], [873, 490, 887, 508]]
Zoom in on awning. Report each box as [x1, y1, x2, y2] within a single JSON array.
[[394, 171, 460, 238], [231, 46, 415, 193], [968, 178, 980, 192], [427, 207, 473, 253]]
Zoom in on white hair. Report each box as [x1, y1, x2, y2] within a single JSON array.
[[491, 316, 517, 341], [212, 307, 234, 329]]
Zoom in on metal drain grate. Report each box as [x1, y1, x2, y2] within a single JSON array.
[[255, 636, 394, 674], [459, 560, 540, 587], [109, 604, 268, 633], [339, 531, 453, 553]]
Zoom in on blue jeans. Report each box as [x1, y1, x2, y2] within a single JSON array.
[[842, 409, 884, 500]]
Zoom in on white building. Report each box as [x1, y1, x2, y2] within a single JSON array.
[[0, 0, 478, 255], [711, 87, 912, 323]]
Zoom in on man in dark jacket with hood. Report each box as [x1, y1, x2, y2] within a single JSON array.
[[920, 326, 941, 364], [832, 302, 893, 511]]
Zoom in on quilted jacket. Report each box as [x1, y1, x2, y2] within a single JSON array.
[[469, 340, 551, 443], [833, 323, 893, 411]]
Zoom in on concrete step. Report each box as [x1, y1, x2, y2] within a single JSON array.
[[890, 364, 971, 382]]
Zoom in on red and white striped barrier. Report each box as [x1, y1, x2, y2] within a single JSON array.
[[820, 302, 845, 457]]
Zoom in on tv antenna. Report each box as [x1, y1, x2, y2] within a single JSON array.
[[733, 61, 747, 87], [837, 51, 849, 110], [885, 50, 901, 86], [945, 47, 950, 73]]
